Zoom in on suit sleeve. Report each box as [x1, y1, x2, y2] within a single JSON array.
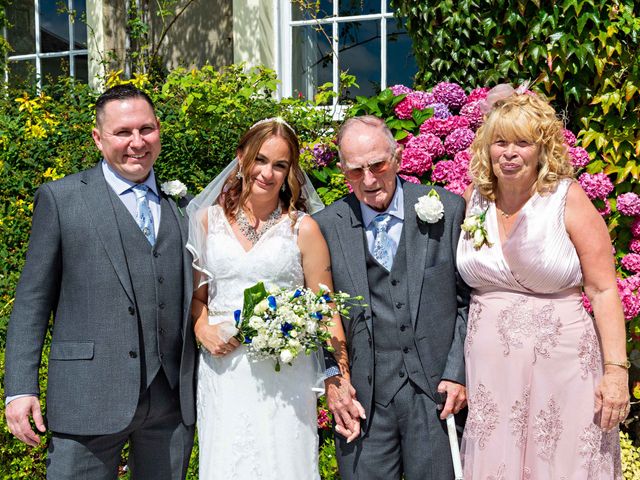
[[441, 196, 470, 385], [4, 184, 62, 397]]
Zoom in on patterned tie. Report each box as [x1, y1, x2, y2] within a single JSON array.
[[372, 213, 393, 270], [132, 184, 156, 246]]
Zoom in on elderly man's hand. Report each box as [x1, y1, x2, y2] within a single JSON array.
[[324, 375, 366, 443], [437, 380, 467, 420]]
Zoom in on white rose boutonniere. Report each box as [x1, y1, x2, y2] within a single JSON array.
[[161, 180, 188, 215], [415, 189, 445, 223], [461, 206, 492, 250]]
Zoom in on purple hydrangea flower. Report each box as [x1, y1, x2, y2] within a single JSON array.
[[427, 102, 452, 119], [408, 133, 445, 158], [310, 143, 335, 168], [616, 192, 640, 216], [390, 84, 412, 96], [444, 128, 475, 155], [399, 174, 421, 184], [632, 217, 640, 238], [432, 82, 467, 108], [459, 101, 484, 129], [578, 172, 614, 200], [420, 115, 470, 137]]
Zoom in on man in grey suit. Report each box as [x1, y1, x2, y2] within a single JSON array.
[[4, 84, 196, 479], [314, 115, 469, 479]]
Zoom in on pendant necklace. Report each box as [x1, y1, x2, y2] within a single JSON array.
[[237, 204, 282, 244]]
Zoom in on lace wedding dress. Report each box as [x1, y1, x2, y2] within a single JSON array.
[[197, 205, 320, 480]]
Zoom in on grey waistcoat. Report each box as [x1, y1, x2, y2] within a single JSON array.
[[109, 190, 184, 389], [367, 231, 430, 406]]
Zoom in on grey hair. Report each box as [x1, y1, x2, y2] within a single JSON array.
[[336, 115, 397, 164]]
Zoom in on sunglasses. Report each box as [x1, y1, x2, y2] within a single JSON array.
[[342, 156, 395, 181]]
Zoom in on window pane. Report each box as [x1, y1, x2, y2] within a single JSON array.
[[8, 59, 37, 86], [73, 0, 88, 48], [339, 0, 380, 16], [292, 0, 334, 21], [387, 20, 417, 88], [292, 25, 333, 103], [6, 0, 35, 55], [73, 54, 89, 82], [338, 20, 381, 99], [41, 1, 70, 52], [41, 56, 68, 82]]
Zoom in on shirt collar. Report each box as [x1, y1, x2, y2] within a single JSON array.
[[360, 177, 404, 228], [101, 160, 158, 196]]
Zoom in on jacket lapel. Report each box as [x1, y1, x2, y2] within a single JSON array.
[[335, 195, 373, 332], [403, 183, 431, 326], [80, 164, 135, 304]]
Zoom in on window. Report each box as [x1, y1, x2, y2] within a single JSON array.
[[277, 0, 417, 104], [4, 0, 89, 87]]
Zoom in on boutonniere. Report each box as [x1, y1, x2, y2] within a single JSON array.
[[461, 206, 492, 250], [161, 180, 188, 216], [415, 189, 444, 224]]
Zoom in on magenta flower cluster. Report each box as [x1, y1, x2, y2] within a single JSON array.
[[562, 129, 577, 147], [420, 116, 470, 137], [616, 192, 640, 216], [432, 82, 467, 108], [394, 90, 437, 119], [444, 128, 475, 155], [617, 275, 640, 319], [568, 147, 590, 169], [309, 143, 335, 168], [578, 172, 614, 200]]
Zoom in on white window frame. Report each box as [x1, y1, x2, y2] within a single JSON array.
[[276, 0, 394, 106], [4, 0, 89, 88]]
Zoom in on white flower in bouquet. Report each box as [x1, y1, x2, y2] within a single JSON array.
[[415, 189, 444, 223], [461, 205, 492, 250], [279, 349, 294, 364], [254, 299, 269, 315]]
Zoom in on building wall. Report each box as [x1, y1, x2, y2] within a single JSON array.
[[232, 0, 275, 69]]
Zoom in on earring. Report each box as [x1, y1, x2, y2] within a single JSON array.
[[235, 170, 243, 180], [281, 183, 286, 192]]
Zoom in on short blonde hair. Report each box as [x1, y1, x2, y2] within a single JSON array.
[[469, 93, 573, 200]]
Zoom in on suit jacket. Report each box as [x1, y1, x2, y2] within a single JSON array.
[[4, 164, 196, 435], [314, 181, 469, 429]]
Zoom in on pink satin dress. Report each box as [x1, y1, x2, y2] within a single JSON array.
[[456, 179, 621, 479]]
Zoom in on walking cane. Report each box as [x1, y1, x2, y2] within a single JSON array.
[[446, 413, 464, 480]]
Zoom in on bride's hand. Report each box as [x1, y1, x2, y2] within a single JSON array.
[[195, 323, 241, 356]]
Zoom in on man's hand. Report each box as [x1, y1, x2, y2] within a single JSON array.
[[324, 375, 366, 443], [437, 380, 467, 420], [5, 396, 46, 446]]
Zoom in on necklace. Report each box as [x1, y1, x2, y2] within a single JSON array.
[[237, 204, 282, 244]]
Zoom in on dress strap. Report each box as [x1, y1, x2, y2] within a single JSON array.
[[293, 211, 306, 239]]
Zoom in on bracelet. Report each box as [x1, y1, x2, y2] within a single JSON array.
[[603, 360, 631, 369]]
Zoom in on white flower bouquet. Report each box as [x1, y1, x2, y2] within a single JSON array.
[[234, 282, 359, 371]]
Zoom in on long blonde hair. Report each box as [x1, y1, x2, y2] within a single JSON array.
[[469, 93, 573, 200]]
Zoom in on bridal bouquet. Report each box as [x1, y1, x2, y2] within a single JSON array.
[[234, 282, 358, 371]]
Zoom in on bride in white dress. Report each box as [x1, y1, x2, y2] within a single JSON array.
[[186, 118, 356, 479]]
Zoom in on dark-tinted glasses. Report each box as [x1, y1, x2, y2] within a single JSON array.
[[342, 155, 394, 181]]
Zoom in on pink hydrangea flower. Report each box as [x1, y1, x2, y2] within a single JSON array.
[[408, 133, 445, 158], [459, 101, 484, 129], [444, 128, 475, 155], [581, 292, 593, 313], [390, 84, 412, 96], [444, 180, 469, 195], [400, 147, 433, 176], [431, 160, 455, 182], [616, 192, 640, 216], [399, 174, 421, 184], [466, 87, 490, 103], [562, 129, 577, 147], [394, 91, 436, 119], [454, 149, 472, 165], [420, 115, 470, 137], [632, 217, 640, 238], [630, 239, 640, 254], [617, 276, 640, 319], [568, 146, 590, 169], [317, 408, 332, 430], [622, 253, 640, 273], [578, 172, 614, 200], [432, 82, 467, 108]]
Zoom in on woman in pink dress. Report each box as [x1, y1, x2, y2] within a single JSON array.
[[457, 90, 628, 479]]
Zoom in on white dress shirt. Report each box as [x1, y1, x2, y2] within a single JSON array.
[[360, 178, 405, 259]]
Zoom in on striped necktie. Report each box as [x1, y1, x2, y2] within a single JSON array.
[[132, 184, 156, 246], [372, 213, 393, 270]]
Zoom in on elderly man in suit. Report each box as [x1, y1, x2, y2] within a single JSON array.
[[4, 84, 196, 479], [314, 115, 469, 479]]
